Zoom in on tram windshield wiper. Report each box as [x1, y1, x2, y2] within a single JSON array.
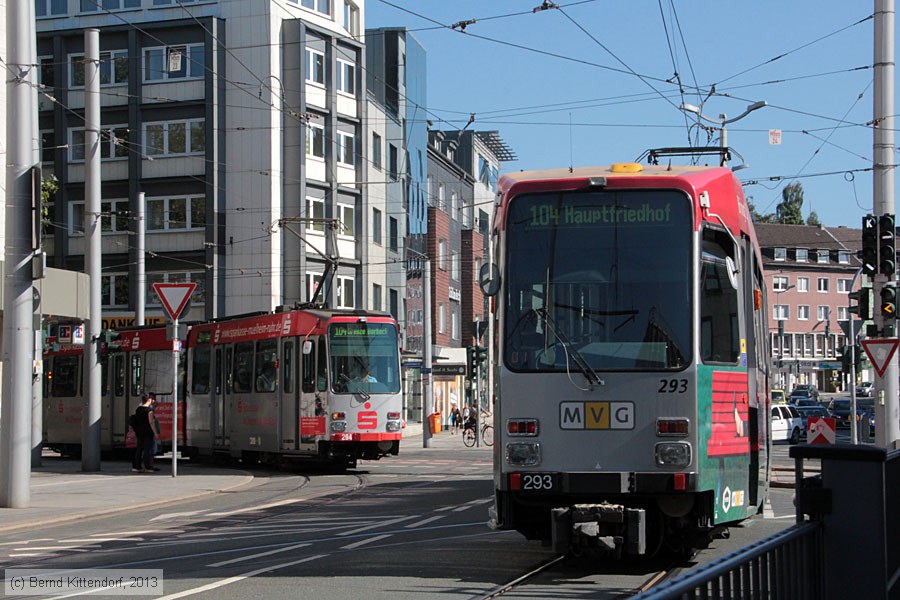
[[535, 307, 603, 387]]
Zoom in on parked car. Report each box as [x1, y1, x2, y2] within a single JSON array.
[[860, 409, 876, 437], [828, 398, 852, 428], [855, 382, 874, 397], [789, 389, 813, 404], [794, 398, 819, 408], [771, 389, 787, 404], [771, 404, 804, 444], [791, 384, 819, 401], [797, 405, 829, 420]]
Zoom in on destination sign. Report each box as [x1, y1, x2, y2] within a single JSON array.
[[528, 203, 674, 227]]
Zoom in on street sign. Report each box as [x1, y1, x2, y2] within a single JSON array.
[[58, 324, 72, 343], [152, 283, 197, 321], [73, 325, 85, 345], [808, 417, 836, 445], [838, 319, 863, 339], [860, 338, 900, 377]]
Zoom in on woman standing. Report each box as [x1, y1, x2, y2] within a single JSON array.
[[131, 393, 159, 473]]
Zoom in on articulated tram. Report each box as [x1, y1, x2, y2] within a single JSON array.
[[482, 162, 771, 556], [43, 307, 403, 468]]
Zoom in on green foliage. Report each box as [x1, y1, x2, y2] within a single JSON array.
[[806, 211, 821, 226], [40, 174, 58, 232], [774, 182, 804, 224]]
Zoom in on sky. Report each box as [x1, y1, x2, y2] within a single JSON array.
[[365, 0, 887, 229]]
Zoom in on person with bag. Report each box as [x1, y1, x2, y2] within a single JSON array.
[[131, 393, 159, 473]]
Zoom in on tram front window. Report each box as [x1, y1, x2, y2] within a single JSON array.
[[329, 322, 400, 394], [503, 190, 692, 372]]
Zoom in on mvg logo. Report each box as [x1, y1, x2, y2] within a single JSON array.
[[560, 402, 635, 430]]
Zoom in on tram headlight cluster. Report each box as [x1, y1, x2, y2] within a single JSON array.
[[506, 442, 541, 467], [331, 412, 347, 433], [386, 412, 402, 432], [654, 442, 691, 467]]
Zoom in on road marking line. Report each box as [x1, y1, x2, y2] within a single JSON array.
[[404, 515, 444, 528], [207, 542, 311, 567], [12, 545, 98, 551], [340, 534, 392, 550], [150, 511, 207, 522], [453, 498, 493, 512], [335, 515, 416, 536], [206, 499, 303, 517], [157, 554, 327, 599]]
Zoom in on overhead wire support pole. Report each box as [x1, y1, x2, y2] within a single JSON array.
[[873, 0, 898, 449], [1, 0, 40, 507]]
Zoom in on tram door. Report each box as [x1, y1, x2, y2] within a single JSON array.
[[216, 347, 230, 447], [280, 340, 297, 451], [298, 337, 325, 450], [111, 354, 128, 444]]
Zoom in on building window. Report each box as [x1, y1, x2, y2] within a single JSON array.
[[839, 250, 850, 264], [337, 203, 354, 237], [389, 217, 398, 251], [372, 208, 382, 245], [438, 184, 445, 212], [143, 44, 205, 82], [372, 283, 382, 311], [372, 132, 382, 169], [773, 276, 789, 292], [795, 248, 808, 262], [438, 303, 445, 333], [144, 120, 205, 157], [336, 59, 355, 96], [305, 48, 325, 85], [153, 0, 201, 4], [798, 305, 810, 321], [838, 306, 849, 320], [69, 125, 129, 162], [438, 239, 447, 270], [80, 0, 139, 11], [336, 276, 355, 308], [389, 289, 399, 321], [337, 131, 355, 166], [298, 0, 331, 15], [388, 144, 398, 180], [306, 198, 324, 232], [40, 130, 55, 163], [774, 305, 789, 320], [37, 0, 67, 16], [838, 278, 852, 293], [101, 273, 130, 308], [70, 50, 129, 87], [69, 199, 131, 236], [343, 0, 359, 35], [797, 277, 809, 292], [305, 124, 325, 159], [817, 278, 829, 293], [817, 250, 829, 264], [306, 272, 323, 302], [451, 251, 460, 281], [451, 305, 459, 340], [817, 306, 830, 322], [146, 195, 206, 231], [774, 247, 787, 261]]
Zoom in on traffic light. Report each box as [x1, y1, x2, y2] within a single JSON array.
[[105, 330, 123, 354], [466, 346, 475, 377], [880, 213, 896, 276], [862, 214, 879, 276], [849, 287, 873, 321], [881, 284, 897, 319], [778, 320, 784, 337], [474, 345, 488, 367]]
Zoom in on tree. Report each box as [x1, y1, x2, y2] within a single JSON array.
[[40, 174, 58, 241], [747, 196, 773, 223], [774, 182, 805, 225], [806, 211, 821, 227]]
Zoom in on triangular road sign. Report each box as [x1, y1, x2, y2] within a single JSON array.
[[860, 338, 900, 377], [153, 283, 197, 321]]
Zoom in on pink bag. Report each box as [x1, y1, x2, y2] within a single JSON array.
[[125, 427, 137, 449]]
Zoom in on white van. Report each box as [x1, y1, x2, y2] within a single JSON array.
[[771, 404, 804, 444]]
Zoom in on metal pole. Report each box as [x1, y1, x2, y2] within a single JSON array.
[[82, 29, 102, 472], [874, 0, 899, 449], [32, 326, 42, 467], [849, 268, 862, 444], [136, 192, 145, 327], [423, 259, 433, 448], [172, 317, 179, 477], [1, 0, 39, 507], [719, 114, 728, 167]]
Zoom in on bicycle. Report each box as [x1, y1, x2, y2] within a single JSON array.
[[462, 421, 494, 447]]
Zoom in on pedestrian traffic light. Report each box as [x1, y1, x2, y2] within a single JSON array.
[[778, 319, 784, 337], [466, 346, 475, 377], [849, 287, 873, 321], [882, 284, 897, 319], [474, 345, 488, 367], [879, 213, 896, 276], [105, 330, 123, 354], [862, 214, 879, 276]]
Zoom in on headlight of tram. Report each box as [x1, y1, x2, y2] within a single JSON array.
[[331, 420, 348, 433], [655, 442, 691, 467], [506, 442, 541, 467]]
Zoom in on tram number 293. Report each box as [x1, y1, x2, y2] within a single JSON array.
[[512, 473, 557, 492]]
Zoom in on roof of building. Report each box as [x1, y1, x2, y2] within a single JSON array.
[[754, 222, 861, 269]]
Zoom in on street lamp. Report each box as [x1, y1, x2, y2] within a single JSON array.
[[679, 100, 767, 169], [405, 247, 435, 448]]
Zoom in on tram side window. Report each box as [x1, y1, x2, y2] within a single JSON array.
[[302, 341, 316, 393], [317, 340, 327, 392], [233, 341, 254, 393], [131, 354, 143, 397], [114, 355, 126, 397], [700, 229, 740, 364], [144, 350, 174, 395], [283, 342, 294, 393], [192, 346, 211, 394], [255, 339, 278, 393], [51, 355, 79, 397]]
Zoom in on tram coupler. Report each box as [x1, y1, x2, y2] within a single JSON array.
[[551, 503, 646, 556]]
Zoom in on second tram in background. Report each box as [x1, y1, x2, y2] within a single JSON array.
[[43, 307, 403, 468], [481, 161, 771, 557]]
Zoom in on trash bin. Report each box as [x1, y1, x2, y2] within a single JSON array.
[[428, 412, 442, 434]]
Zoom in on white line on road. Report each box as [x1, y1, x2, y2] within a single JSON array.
[[150, 511, 207, 522], [206, 498, 304, 517], [335, 515, 417, 536], [403, 515, 445, 528], [452, 498, 493, 512], [340, 534, 392, 550], [206, 542, 311, 567], [157, 554, 327, 599]]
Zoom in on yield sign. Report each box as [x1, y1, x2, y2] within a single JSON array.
[[153, 283, 197, 321], [860, 338, 900, 377]]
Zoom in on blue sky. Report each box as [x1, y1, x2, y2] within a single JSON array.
[[365, 1, 885, 229]]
